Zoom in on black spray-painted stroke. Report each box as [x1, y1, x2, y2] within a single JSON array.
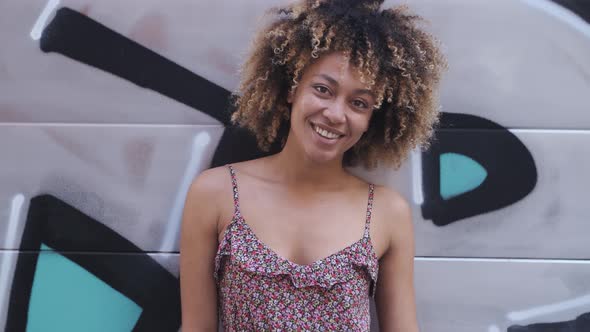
[[508, 312, 590, 331], [41, 7, 232, 125], [40, 7, 265, 166], [421, 113, 537, 226], [551, 0, 590, 24], [6, 195, 181, 332]]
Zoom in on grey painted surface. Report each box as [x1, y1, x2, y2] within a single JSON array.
[[412, 0, 590, 129], [415, 258, 590, 331], [2, 0, 589, 127], [0, 124, 224, 252], [1, 0, 589, 330]]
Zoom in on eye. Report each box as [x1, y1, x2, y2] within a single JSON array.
[[313, 85, 331, 95], [352, 99, 369, 109]]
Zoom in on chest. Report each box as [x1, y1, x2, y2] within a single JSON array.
[[223, 185, 371, 266]]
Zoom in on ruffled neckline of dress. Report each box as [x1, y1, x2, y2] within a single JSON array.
[[214, 214, 379, 294]]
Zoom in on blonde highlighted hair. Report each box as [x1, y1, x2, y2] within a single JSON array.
[[231, 0, 447, 168]]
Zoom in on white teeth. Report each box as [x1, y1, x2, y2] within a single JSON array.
[[313, 124, 340, 139]]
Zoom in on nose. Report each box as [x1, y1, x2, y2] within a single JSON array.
[[323, 100, 346, 124]]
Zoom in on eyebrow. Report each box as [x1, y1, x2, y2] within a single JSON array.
[[314, 74, 376, 98]]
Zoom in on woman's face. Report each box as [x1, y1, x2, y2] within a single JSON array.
[[287, 52, 376, 165]]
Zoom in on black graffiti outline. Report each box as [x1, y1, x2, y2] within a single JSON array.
[[41, 7, 266, 166], [551, 0, 590, 24], [508, 311, 590, 331], [41, 7, 232, 125], [421, 113, 538, 226], [6, 195, 181, 331]]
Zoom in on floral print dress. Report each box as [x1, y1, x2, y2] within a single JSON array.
[[214, 165, 379, 331]]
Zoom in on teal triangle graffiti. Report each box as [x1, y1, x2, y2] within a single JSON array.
[[26, 244, 142, 332], [440, 153, 487, 200]]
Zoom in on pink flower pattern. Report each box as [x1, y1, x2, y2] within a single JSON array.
[[214, 165, 379, 331]]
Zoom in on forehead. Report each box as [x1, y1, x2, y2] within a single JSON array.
[[303, 52, 366, 87]]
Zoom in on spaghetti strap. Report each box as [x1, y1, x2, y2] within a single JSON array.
[[227, 165, 241, 217], [363, 184, 375, 238]]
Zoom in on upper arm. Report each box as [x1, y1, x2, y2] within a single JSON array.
[[375, 189, 419, 332], [179, 169, 223, 332]]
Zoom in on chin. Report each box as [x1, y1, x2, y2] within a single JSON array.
[[303, 147, 343, 165]]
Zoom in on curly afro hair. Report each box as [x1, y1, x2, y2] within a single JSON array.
[[231, 0, 447, 169]]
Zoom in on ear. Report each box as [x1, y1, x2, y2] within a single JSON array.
[[287, 89, 294, 104]]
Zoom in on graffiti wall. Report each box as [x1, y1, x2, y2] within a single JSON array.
[[1, 0, 589, 331]]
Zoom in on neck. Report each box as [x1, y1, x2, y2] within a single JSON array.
[[268, 133, 347, 189]]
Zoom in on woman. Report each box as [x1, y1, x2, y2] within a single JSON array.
[[180, 0, 445, 330]]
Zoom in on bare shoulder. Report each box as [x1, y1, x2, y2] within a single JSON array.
[[183, 165, 235, 231], [226, 156, 271, 178], [371, 185, 414, 256], [188, 165, 231, 199], [373, 185, 412, 221]]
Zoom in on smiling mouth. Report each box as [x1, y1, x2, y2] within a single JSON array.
[[311, 123, 343, 140]]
